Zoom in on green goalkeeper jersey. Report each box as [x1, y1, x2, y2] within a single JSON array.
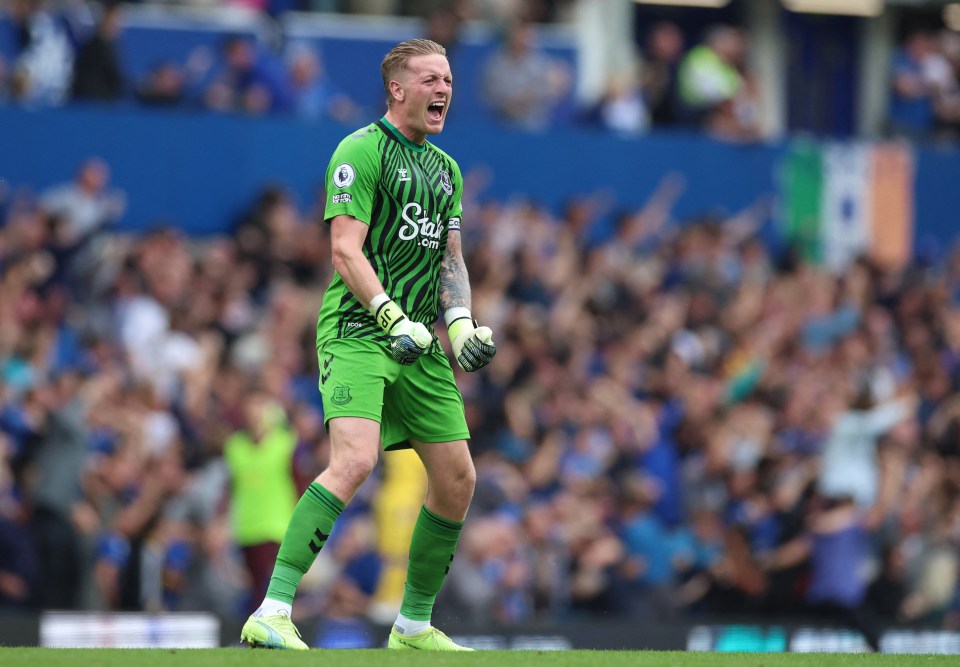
[[317, 117, 464, 347]]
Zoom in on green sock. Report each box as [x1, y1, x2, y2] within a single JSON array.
[[400, 505, 464, 621], [265, 482, 344, 604]]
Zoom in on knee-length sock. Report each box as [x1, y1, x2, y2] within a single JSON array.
[[265, 482, 344, 604], [399, 505, 464, 621]]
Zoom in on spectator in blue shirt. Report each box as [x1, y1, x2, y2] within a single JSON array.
[[203, 35, 293, 115], [285, 44, 361, 122], [889, 30, 942, 138]]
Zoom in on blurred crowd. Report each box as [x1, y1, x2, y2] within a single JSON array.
[[0, 0, 368, 121], [449, 180, 960, 645], [0, 0, 769, 140], [582, 21, 763, 142], [0, 158, 331, 616], [2, 154, 960, 650], [8, 0, 960, 144], [0, 0, 560, 120], [889, 27, 960, 142]]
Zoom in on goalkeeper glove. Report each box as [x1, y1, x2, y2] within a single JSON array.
[[446, 309, 496, 372], [371, 294, 432, 365]]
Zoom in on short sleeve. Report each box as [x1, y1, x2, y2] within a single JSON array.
[[448, 159, 464, 227], [324, 128, 381, 225]]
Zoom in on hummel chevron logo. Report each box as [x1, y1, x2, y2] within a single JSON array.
[[308, 527, 329, 554]]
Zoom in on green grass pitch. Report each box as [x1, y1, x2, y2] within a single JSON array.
[[2, 649, 960, 667]]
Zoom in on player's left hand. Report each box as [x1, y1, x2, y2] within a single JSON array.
[[449, 319, 496, 372]]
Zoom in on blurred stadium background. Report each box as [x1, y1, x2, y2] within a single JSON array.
[[3, 0, 960, 654]]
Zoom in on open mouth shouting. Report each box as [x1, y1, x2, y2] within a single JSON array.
[[427, 100, 446, 123]]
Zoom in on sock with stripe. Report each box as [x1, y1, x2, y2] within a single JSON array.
[[263, 482, 344, 605], [398, 505, 464, 622]]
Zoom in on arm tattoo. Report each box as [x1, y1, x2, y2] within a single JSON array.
[[440, 230, 471, 311]]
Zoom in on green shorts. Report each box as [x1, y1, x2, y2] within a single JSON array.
[[318, 338, 470, 450]]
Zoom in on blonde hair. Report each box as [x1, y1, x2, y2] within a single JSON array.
[[381, 38, 447, 107]]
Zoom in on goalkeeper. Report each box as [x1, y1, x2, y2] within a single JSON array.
[[241, 38, 494, 652]]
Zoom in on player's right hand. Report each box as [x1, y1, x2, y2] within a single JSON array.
[[387, 318, 432, 365]]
